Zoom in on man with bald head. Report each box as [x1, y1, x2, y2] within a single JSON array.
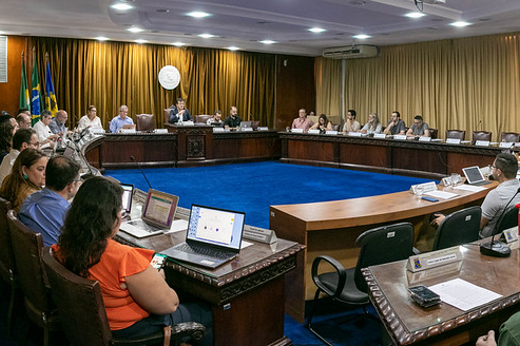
[[49, 110, 69, 135], [17, 113, 32, 130]]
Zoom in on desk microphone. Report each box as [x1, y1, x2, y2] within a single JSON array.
[[480, 187, 520, 257], [130, 156, 153, 191]]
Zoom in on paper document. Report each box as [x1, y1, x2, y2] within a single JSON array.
[[453, 184, 487, 192], [428, 278, 502, 311], [424, 190, 458, 199], [241, 240, 254, 248]]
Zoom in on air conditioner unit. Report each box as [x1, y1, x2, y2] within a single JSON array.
[[322, 45, 380, 59]]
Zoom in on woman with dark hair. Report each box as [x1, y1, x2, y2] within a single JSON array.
[[310, 114, 333, 133], [77, 105, 103, 132], [52, 177, 212, 344], [0, 121, 15, 161], [0, 148, 47, 211]]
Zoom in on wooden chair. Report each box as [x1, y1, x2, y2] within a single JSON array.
[[500, 132, 520, 143], [428, 128, 438, 139], [446, 130, 465, 140], [473, 131, 492, 143], [0, 197, 18, 335], [195, 115, 212, 124], [432, 206, 481, 251], [7, 210, 61, 346], [163, 108, 173, 124], [136, 114, 155, 132], [41, 247, 206, 346]]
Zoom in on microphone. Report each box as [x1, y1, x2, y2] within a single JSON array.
[[130, 156, 153, 191], [480, 187, 520, 257]]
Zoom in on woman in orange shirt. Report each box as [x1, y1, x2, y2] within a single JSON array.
[[53, 176, 212, 344]]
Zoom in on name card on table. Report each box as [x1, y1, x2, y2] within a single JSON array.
[[394, 135, 407, 140], [154, 129, 168, 134], [121, 129, 136, 134], [291, 128, 304, 133], [213, 127, 225, 133], [243, 225, 277, 244], [374, 133, 386, 139], [91, 128, 105, 135], [446, 138, 461, 144], [406, 246, 462, 272], [325, 130, 338, 135], [257, 126, 268, 131], [475, 140, 490, 147], [419, 136, 431, 142], [407, 261, 462, 285], [409, 181, 437, 194], [308, 129, 320, 134], [500, 142, 514, 149], [348, 132, 362, 137], [241, 127, 254, 132], [503, 226, 519, 244]]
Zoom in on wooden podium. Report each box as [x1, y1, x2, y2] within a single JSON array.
[[165, 124, 213, 167]]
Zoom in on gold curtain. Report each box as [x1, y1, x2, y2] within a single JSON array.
[[33, 38, 275, 129], [316, 32, 520, 141]]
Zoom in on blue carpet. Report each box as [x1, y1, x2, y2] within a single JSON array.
[[106, 161, 432, 229]]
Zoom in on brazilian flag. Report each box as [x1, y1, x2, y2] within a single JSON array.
[[19, 52, 30, 113], [31, 54, 42, 125], [45, 59, 58, 117]]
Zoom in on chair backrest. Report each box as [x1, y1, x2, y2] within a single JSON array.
[[495, 206, 519, 234], [42, 246, 112, 346], [0, 197, 16, 284], [473, 131, 492, 142], [428, 128, 438, 139], [7, 210, 53, 313], [354, 222, 414, 292], [195, 115, 212, 124], [136, 114, 155, 132], [332, 123, 340, 131], [501, 132, 520, 143], [251, 120, 260, 130], [164, 108, 173, 124], [446, 129, 465, 140], [433, 206, 481, 251]]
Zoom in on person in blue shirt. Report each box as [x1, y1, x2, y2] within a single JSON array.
[[19, 155, 81, 246], [169, 98, 193, 123], [109, 105, 134, 133], [49, 110, 69, 135]]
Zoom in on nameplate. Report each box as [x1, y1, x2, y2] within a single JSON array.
[[154, 129, 168, 134], [257, 126, 268, 131], [243, 225, 277, 244], [174, 207, 191, 220], [373, 133, 386, 139], [213, 127, 225, 133], [407, 261, 462, 285], [120, 129, 136, 134], [410, 181, 437, 194], [394, 135, 407, 140], [308, 129, 320, 134], [475, 140, 490, 147], [500, 142, 514, 149], [91, 128, 105, 135], [446, 138, 461, 144], [325, 130, 338, 135], [240, 127, 254, 132], [515, 142, 520, 147], [406, 246, 462, 272], [503, 226, 519, 244], [291, 128, 304, 133], [348, 132, 362, 137], [419, 136, 431, 142], [177, 121, 194, 126], [134, 188, 148, 205]]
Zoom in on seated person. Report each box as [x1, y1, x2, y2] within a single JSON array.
[[109, 105, 134, 133], [310, 114, 332, 133], [291, 108, 314, 132], [342, 110, 361, 133], [476, 311, 520, 346], [0, 121, 15, 161], [77, 105, 103, 132], [360, 112, 382, 134], [17, 112, 32, 130], [33, 110, 58, 148], [0, 148, 48, 211], [169, 98, 193, 124], [224, 106, 242, 130], [383, 111, 406, 135], [49, 110, 70, 135], [51, 177, 212, 345], [406, 115, 430, 137], [431, 153, 520, 238], [0, 129, 39, 186], [207, 110, 223, 125], [19, 156, 81, 246]]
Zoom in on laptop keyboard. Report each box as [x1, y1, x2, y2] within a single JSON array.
[[129, 219, 163, 232], [176, 243, 235, 260]]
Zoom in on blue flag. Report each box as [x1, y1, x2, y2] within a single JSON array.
[[45, 59, 58, 117]]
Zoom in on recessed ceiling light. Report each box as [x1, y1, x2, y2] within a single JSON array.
[[227, 46, 240, 51], [405, 12, 426, 18], [198, 33, 216, 38], [451, 21, 471, 27], [308, 27, 326, 33], [111, 3, 133, 10], [187, 11, 211, 18], [260, 40, 276, 45], [127, 27, 144, 33], [353, 34, 371, 40], [96, 36, 109, 41], [172, 42, 186, 47], [134, 39, 147, 44]]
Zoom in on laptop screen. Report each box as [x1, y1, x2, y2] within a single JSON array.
[[187, 204, 245, 250], [142, 189, 178, 227], [462, 166, 485, 184], [121, 183, 134, 213]]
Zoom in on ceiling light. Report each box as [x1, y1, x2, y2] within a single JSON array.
[[110, 3, 133, 11], [227, 46, 240, 51], [187, 11, 211, 18], [198, 33, 216, 38], [127, 27, 144, 33], [308, 27, 326, 33], [96, 36, 109, 41], [260, 40, 276, 45], [405, 12, 426, 18], [134, 39, 147, 44], [172, 42, 186, 47], [353, 34, 371, 40], [451, 21, 471, 27]]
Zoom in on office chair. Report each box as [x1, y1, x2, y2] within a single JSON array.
[[472, 131, 492, 143], [7, 210, 61, 346], [195, 115, 212, 124], [0, 197, 18, 335], [495, 206, 519, 234], [136, 114, 155, 132], [500, 132, 520, 143], [306, 222, 414, 346], [42, 247, 206, 346], [428, 128, 438, 139], [445, 130, 466, 140], [432, 206, 481, 251]]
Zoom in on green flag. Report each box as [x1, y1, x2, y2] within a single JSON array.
[[19, 53, 30, 113]]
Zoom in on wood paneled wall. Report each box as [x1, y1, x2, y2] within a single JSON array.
[[0, 36, 29, 115]]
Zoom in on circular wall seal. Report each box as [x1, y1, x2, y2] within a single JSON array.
[[158, 65, 181, 90]]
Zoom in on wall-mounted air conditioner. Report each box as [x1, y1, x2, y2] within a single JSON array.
[[322, 45, 379, 59]]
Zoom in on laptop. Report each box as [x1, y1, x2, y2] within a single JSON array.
[[462, 166, 492, 186], [160, 204, 246, 269], [239, 121, 252, 130], [121, 183, 134, 215], [119, 189, 179, 238]]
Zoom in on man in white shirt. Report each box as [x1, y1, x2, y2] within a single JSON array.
[[0, 129, 39, 186], [33, 110, 58, 148]]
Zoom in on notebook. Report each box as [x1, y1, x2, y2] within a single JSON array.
[[119, 189, 179, 238], [121, 183, 134, 214], [160, 204, 246, 269], [462, 166, 491, 186]]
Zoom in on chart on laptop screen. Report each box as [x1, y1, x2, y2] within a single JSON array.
[[145, 193, 174, 223], [189, 207, 235, 245]]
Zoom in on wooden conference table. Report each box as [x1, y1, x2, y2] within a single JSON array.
[[363, 241, 520, 346], [116, 205, 304, 346], [270, 181, 499, 322]]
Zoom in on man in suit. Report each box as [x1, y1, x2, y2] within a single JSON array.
[[169, 98, 193, 123]]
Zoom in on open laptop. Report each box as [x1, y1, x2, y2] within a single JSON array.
[[119, 189, 179, 238], [121, 183, 134, 215], [462, 166, 492, 186], [160, 204, 246, 269], [239, 121, 252, 130]]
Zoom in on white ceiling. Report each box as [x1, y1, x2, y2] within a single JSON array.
[[2, 0, 520, 56]]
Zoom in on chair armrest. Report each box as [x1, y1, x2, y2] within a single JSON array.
[[171, 322, 206, 344], [311, 255, 347, 299]]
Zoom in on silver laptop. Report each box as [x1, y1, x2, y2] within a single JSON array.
[[160, 204, 246, 269], [119, 189, 179, 238], [239, 121, 252, 130], [462, 166, 491, 186]]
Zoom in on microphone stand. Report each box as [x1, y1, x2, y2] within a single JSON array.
[[130, 156, 153, 191]]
